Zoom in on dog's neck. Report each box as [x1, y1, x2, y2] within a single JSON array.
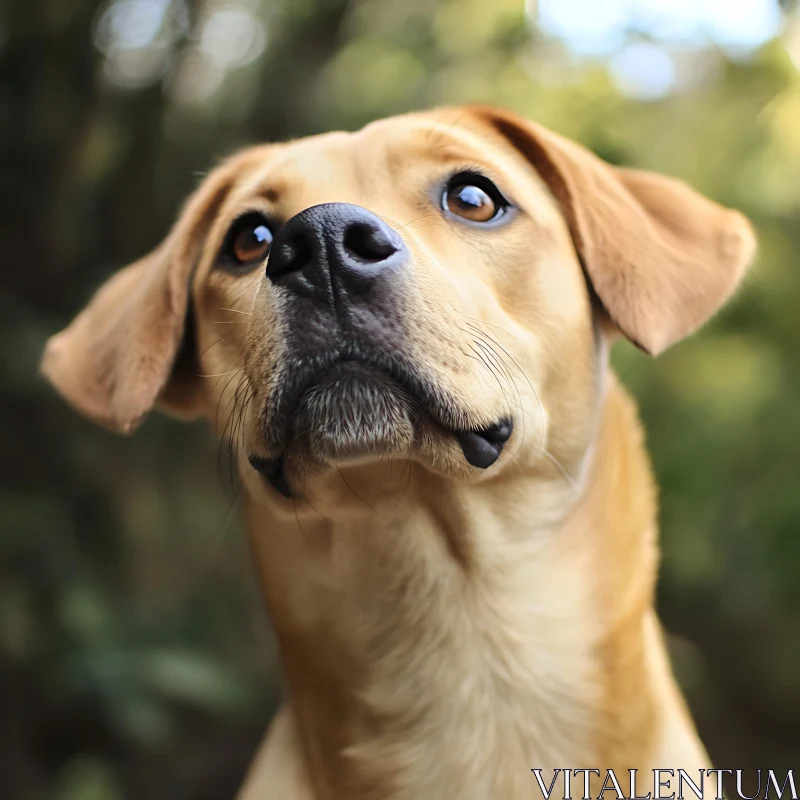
[[246, 378, 664, 799]]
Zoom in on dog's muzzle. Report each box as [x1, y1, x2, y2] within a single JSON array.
[[249, 203, 513, 495]]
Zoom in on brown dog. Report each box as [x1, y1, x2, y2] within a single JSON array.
[[41, 106, 754, 799]]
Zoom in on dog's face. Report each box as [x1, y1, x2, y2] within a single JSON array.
[[196, 111, 601, 502], [42, 107, 754, 512]]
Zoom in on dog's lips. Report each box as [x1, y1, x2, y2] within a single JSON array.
[[258, 349, 434, 456], [290, 360, 417, 458], [249, 358, 417, 496], [454, 420, 513, 469], [248, 349, 514, 496], [249, 419, 514, 498], [248, 454, 291, 497]]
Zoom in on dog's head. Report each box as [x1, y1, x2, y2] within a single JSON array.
[[42, 107, 754, 511]]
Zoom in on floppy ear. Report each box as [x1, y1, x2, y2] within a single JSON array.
[[41, 159, 239, 433], [474, 107, 756, 355]]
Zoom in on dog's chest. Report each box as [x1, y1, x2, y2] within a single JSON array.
[[330, 528, 602, 799]]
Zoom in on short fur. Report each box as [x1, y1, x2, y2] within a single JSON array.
[[41, 106, 755, 799]]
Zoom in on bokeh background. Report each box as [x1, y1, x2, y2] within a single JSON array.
[[2, 0, 800, 797]]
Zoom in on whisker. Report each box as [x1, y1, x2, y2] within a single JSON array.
[[395, 213, 440, 231], [463, 323, 537, 473], [218, 394, 239, 495], [199, 368, 241, 378], [471, 335, 526, 459], [213, 367, 245, 422], [475, 335, 527, 427], [470, 336, 518, 406], [210, 358, 244, 395], [464, 341, 513, 424], [395, 459, 413, 507], [238, 388, 257, 454], [460, 314, 521, 341], [467, 322, 580, 492], [216, 371, 249, 495], [299, 493, 329, 521], [199, 338, 225, 359], [337, 467, 379, 515], [471, 339, 515, 422], [467, 322, 542, 441], [219, 307, 252, 316], [543, 450, 580, 494], [465, 324, 533, 393], [228, 377, 252, 491]]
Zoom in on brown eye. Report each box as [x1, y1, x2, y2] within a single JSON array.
[[224, 213, 273, 268], [443, 175, 508, 223]]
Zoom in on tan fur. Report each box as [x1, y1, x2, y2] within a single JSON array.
[[474, 106, 755, 355], [41, 106, 754, 799]]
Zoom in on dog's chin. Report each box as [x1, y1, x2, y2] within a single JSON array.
[[290, 362, 417, 462]]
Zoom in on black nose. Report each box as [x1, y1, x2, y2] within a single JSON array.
[[266, 203, 406, 299]]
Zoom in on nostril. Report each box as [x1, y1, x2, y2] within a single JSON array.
[[343, 222, 401, 263], [267, 232, 313, 278]]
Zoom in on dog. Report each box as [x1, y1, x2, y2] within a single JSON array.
[[41, 106, 755, 799]]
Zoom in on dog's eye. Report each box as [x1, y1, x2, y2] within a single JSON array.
[[443, 175, 507, 223], [223, 213, 273, 267]]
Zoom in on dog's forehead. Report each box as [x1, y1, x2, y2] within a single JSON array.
[[234, 110, 497, 199], [354, 108, 493, 156]]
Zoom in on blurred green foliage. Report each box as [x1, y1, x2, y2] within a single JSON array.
[[1, 0, 799, 797]]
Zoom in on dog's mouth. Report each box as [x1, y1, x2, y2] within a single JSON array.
[[248, 346, 512, 497]]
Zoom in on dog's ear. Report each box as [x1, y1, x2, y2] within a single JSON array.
[[41, 158, 241, 433], [473, 107, 756, 355]]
